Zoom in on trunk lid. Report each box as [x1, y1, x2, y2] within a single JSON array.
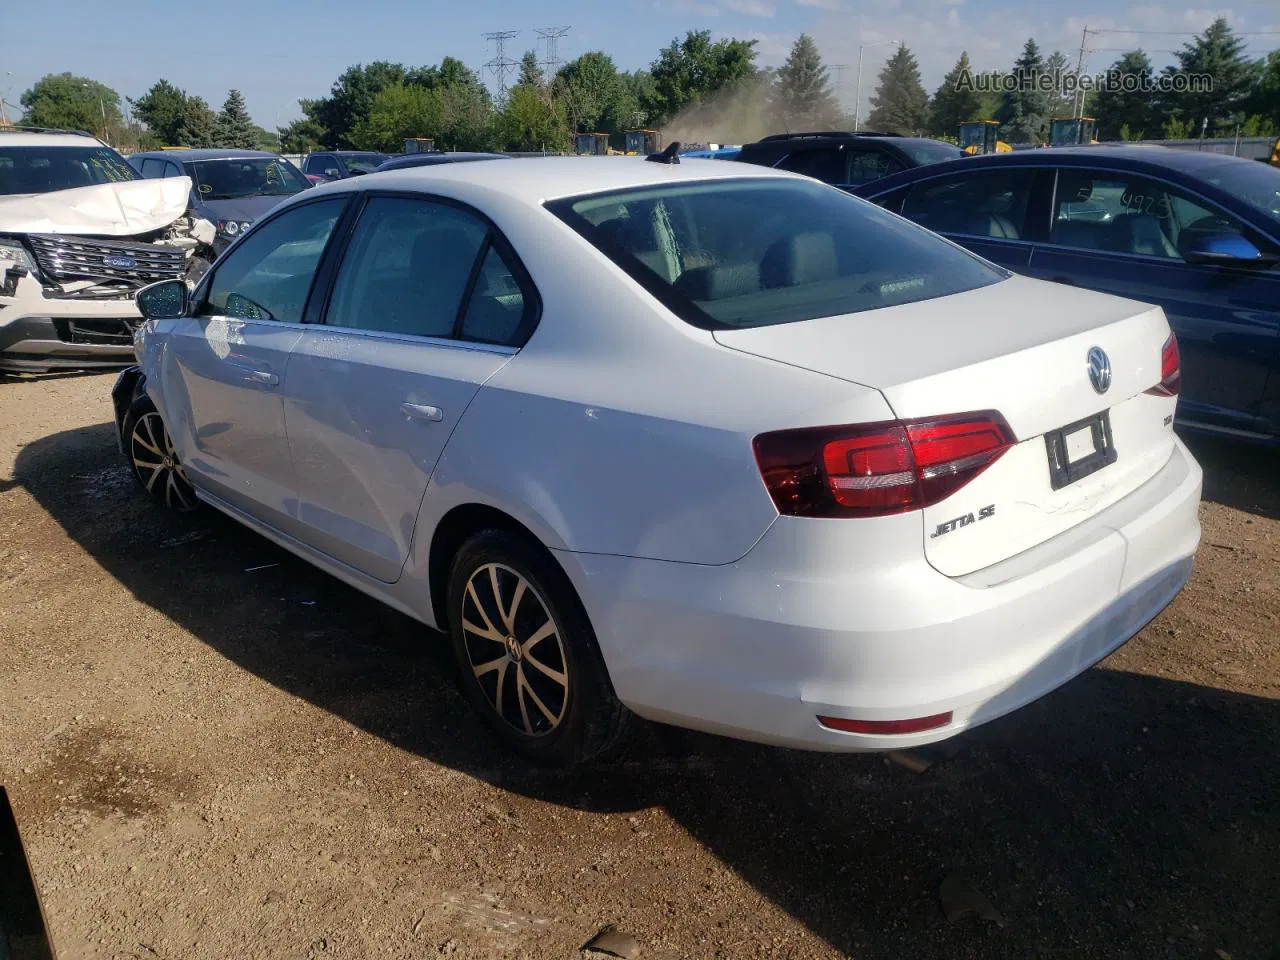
[[715, 275, 1178, 577]]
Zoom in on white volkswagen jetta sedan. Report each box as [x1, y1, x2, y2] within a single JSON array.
[[114, 157, 1202, 764]]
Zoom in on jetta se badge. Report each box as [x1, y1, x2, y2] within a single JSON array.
[[1087, 346, 1111, 394]]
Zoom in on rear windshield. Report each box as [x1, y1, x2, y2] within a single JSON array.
[[186, 158, 309, 201], [548, 177, 1005, 329], [898, 140, 965, 165], [0, 146, 138, 195]]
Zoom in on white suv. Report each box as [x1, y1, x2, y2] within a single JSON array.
[[0, 128, 213, 373]]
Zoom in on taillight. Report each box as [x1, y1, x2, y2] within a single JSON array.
[[1145, 334, 1181, 397], [753, 412, 1014, 519]]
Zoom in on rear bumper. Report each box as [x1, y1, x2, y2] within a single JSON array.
[[563, 438, 1202, 752]]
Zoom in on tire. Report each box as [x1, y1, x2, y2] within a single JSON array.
[[122, 397, 200, 512], [447, 528, 631, 765]]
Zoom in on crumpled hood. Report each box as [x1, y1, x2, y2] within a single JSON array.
[[0, 177, 192, 236]]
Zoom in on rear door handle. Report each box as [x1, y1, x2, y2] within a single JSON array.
[[401, 402, 444, 422], [246, 369, 279, 386]]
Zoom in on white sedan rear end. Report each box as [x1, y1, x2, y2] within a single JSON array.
[[121, 157, 1201, 763]]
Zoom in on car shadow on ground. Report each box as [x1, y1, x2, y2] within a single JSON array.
[[13, 423, 1280, 959], [1183, 430, 1280, 521]]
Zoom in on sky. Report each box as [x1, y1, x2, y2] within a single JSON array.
[[3, 0, 1279, 130]]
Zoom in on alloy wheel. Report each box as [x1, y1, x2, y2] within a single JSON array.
[[130, 412, 198, 511], [460, 563, 570, 737]]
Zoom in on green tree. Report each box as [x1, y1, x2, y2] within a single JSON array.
[[1161, 115, 1194, 139], [305, 61, 409, 148], [644, 30, 758, 126], [1093, 51, 1157, 141], [1044, 50, 1073, 118], [278, 117, 325, 154], [1161, 18, 1257, 134], [131, 80, 189, 145], [1245, 50, 1280, 128], [997, 38, 1050, 144], [556, 52, 624, 135], [215, 89, 258, 149], [866, 44, 929, 134], [436, 83, 496, 150], [1239, 114, 1277, 137], [770, 34, 841, 130], [176, 96, 218, 148], [928, 52, 984, 138], [499, 84, 567, 151], [349, 84, 441, 152], [20, 73, 122, 139], [517, 51, 545, 89]]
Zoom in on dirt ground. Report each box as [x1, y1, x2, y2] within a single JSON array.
[[1, 370, 1277, 960]]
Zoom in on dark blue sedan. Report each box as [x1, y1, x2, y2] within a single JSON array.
[[855, 146, 1280, 443]]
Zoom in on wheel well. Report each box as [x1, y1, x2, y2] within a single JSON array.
[[427, 504, 551, 629]]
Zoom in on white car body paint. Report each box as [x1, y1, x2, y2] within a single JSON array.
[[135, 157, 1202, 751], [0, 176, 192, 235]]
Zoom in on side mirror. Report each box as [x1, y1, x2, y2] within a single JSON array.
[[324, 168, 340, 178], [136, 278, 188, 320], [1181, 232, 1270, 266]]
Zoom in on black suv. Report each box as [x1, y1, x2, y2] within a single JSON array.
[[735, 132, 963, 192]]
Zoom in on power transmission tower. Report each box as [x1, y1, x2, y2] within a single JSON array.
[[536, 26, 571, 77], [831, 64, 848, 102], [483, 30, 520, 99]]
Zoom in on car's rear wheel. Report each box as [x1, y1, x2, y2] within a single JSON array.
[[123, 398, 199, 512], [447, 529, 631, 765]]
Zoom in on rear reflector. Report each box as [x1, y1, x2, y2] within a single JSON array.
[[818, 712, 953, 735], [1144, 333, 1181, 397], [754, 412, 1014, 518]]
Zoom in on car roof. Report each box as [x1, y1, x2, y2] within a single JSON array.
[[328, 150, 388, 156], [375, 152, 508, 170], [131, 149, 283, 161], [862, 144, 1265, 190], [0, 130, 105, 148], [314, 156, 794, 204]]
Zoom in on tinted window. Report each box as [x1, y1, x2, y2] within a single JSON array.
[[325, 197, 488, 338], [339, 154, 388, 174], [188, 157, 309, 201], [897, 140, 965, 165], [900, 170, 1035, 239], [202, 200, 344, 323], [165, 162, 183, 179], [138, 158, 162, 178], [550, 178, 1005, 330], [0, 146, 138, 195], [303, 155, 328, 174], [1049, 170, 1253, 260], [776, 149, 844, 184], [459, 246, 529, 345], [846, 149, 903, 185]]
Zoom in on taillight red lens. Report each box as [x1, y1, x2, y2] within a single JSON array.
[[753, 412, 1014, 519], [1145, 334, 1181, 397]]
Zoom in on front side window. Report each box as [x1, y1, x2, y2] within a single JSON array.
[[202, 199, 345, 323], [549, 177, 1005, 330], [188, 157, 309, 201], [900, 170, 1036, 240], [1049, 170, 1253, 260], [0, 146, 138, 195], [339, 154, 389, 175], [325, 197, 488, 339]]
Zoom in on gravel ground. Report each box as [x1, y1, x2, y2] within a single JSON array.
[[1, 370, 1277, 960]]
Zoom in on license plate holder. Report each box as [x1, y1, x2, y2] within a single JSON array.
[[1045, 410, 1117, 490]]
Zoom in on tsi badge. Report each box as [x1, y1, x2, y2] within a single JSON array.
[[931, 505, 995, 539]]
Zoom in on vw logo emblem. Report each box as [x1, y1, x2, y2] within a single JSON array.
[[103, 255, 138, 270], [1087, 346, 1112, 394]]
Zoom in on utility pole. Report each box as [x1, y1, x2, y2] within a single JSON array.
[[1072, 24, 1090, 118], [482, 30, 520, 100], [853, 40, 901, 133]]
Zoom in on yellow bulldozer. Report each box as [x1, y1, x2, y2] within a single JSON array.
[[959, 121, 1012, 156], [1049, 116, 1098, 147]]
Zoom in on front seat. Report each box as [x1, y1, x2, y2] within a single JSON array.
[[761, 232, 839, 288], [1111, 213, 1179, 258]]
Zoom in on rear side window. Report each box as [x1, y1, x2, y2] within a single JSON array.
[[900, 170, 1036, 240], [140, 158, 166, 178], [846, 149, 903, 185], [776, 149, 844, 184], [549, 178, 1005, 330]]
